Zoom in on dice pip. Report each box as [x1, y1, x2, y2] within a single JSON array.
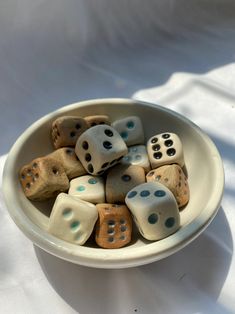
[[112, 116, 145, 146], [121, 145, 151, 172], [147, 132, 184, 169], [125, 182, 180, 241], [68, 175, 105, 204], [106, 164, 146, 204], [146, 164, 189, 208], [19, 157, 69, 201], [51, 116, 88, 149], [95, 204, 132, 249], [48, 193, 98, 245], [85, 115, 110, 128], [75, 125, 128, 175], [48, 147, 87, 179]]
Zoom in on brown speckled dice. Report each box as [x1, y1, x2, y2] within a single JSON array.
[[146, 164, 189, 208], [48, 147, 87, 179], [51, 116, 88, 149], [19, 157, 69, 201], [84, 115, 111, 128], [95, 204, 132, 249], [106, 164, 146, 204]]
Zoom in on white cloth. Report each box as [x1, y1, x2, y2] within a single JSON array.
[[1, 1, 235, 313]]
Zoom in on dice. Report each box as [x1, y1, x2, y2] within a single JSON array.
[[121, 145, 151, 172], [19, 157, 69, 201], [106, 164, 146, 204], [95, 204, 132, 248], [51, 116, 88, 149], [146, 164, 189, 208], [75, 125, 128, 175], [68, 175, 105, 204], [147, 132, 184, 169], [125, 182, 180, 241], [48, 147, 87, 179], [85, 115, 110, 128], [112, 116, 145, 146], [48, 193, 98, 245]]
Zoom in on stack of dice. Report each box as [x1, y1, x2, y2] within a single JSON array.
[[19, 114, 190, 249]]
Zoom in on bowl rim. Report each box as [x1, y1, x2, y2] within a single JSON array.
[[2, 98, 224, 268]]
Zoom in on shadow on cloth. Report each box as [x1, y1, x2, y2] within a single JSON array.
[[35, 207, 233, 314]]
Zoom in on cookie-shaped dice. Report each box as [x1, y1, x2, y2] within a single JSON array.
[[146, 164, 189, 208], [48, 193, 98, 245], [112, 116, 144, 146], [125, 182, 180, 241], [68, 175, 105, 204], [85, 115, 110, 128], [147, 132, 184, 169], [75, 125, 128, 175], [95, 204, 132, 248], [51, 116, 88, 149], [48, 147, 87, 179], [19, 157, 69, 201], [106, 164, 146, 204], [121, 145, 151, 172]]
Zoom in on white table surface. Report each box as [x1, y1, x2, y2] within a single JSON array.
[[1, 1, 235, 313]]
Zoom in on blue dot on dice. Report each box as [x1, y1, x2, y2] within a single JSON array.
[[70, 220, 80, 231], [154, 190, 166, 197], [77, 185, 85, 191], [62, 208, 72, 219], [165, 217, 175, 228], [121, 131, 128, 139], [88, 178, 97, 184], [128, 191, 137, 198], [140, 190, 150, 197], [126, 121, 134, 129], [148, 213, 158, 224]]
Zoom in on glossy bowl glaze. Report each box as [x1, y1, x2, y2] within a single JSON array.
[[2, 98, 224, 268]]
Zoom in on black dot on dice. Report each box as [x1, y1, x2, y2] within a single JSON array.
[[70, 131, 76, 137], [151, 137, 158, 144], [121, 174, 131, 182], [82, 141, 89, 150], [165, 139, 173, 147], [153, 152, 162, 159], [103, 141, 112, 150], [167, 148, 176, 156], [101, 162, 109, 168], [152, 144, 160, 151], [87, 164, 94, 173], [85, 153, 91, 162], [75, 123, 81, 130], [104, 129, 113, 137], [162, 133, 170, 139]]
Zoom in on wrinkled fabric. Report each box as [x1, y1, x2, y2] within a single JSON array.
[[0, 1, 235, 313]]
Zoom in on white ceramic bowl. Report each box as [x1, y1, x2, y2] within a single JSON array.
[[2, 98, 224, 268]]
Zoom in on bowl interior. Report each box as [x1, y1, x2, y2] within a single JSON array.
[[3, 99, 224, 268]]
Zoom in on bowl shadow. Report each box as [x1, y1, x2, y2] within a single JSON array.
[[35, 207, 233, 314]]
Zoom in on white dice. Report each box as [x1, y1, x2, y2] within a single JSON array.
[[121, 145, 151, 172], [112, 116, 145, 146], [68, 175, 105, 204], [147, 132, 184, 169], [125, 182, 180, 241], [48, 193, 98, 245], [75, 125, 128, 175]]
